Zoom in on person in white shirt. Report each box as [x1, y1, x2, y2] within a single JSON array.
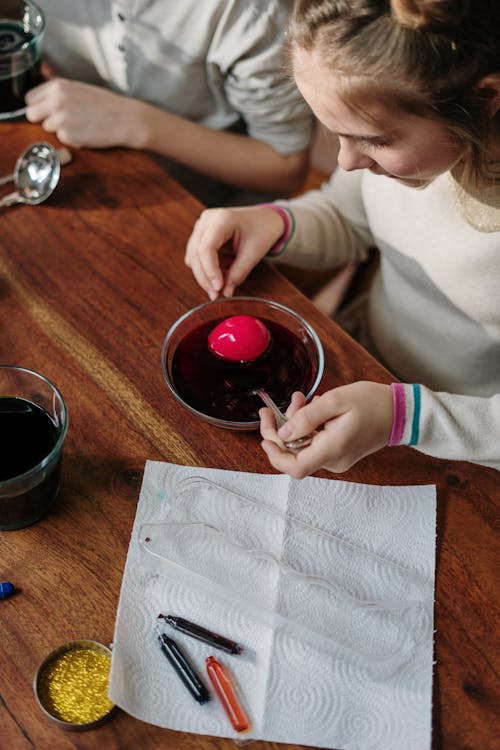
[[25, 1, 314, 205], [184, 0, 500, 474]]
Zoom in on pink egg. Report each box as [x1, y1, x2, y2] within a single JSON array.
[[208, 315, 271, 362]]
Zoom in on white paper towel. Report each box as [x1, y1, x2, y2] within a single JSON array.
[[109, 461, 436, 750]]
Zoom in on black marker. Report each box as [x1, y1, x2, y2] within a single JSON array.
[[158, 632, 210, 704], [159, 614, 243, 655]]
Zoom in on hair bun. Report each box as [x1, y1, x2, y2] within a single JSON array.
[[391, 0, 470, 30]]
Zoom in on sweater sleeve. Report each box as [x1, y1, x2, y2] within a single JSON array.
[[211, 0, 314, 155], [268, 168, 375, 270], [389, 383, 500, 470]]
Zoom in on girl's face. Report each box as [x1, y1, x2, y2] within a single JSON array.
[[293, 47, 465, 187]]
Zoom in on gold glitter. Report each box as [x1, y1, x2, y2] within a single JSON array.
[[37, 646, 114, 724], [449, 170, 500, 233]]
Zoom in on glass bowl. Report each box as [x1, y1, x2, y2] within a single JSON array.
[[161, 296, 324, 430]]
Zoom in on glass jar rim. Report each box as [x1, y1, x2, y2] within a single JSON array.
[[0, 0, 46, 59]]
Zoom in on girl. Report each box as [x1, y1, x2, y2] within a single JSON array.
[[185, 0, 500, 476]]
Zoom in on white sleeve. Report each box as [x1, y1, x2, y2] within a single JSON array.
[[390, 383, 500, 470], [210, 0, 314, 155], [270, 168, 375, 269]]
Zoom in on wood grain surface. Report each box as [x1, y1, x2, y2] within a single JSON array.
[[0, 122, 498, 750]]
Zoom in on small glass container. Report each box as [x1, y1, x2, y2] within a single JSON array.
[[0, 364, 68, 530], [34, 639, 116, 731], [0, 0, 45, 120], [161, 296, 324, 430]]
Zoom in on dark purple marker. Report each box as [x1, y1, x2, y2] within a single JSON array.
[[158, 614, 243, 655]]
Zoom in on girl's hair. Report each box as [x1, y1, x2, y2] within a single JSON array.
[[288, 0, 500, 183]]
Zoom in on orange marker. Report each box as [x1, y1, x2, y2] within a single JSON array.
[[205, 656, 251, 733]]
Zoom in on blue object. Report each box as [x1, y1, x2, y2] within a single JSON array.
[[0, 582, 15, 600]]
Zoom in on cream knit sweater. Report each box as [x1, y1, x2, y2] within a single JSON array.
[[274, 168, 500, 470]]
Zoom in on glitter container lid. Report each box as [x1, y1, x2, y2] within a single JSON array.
[[34, 639, 116, 731]]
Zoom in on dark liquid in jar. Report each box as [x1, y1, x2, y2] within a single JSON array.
[[0, 23, 41, 114], [170, 317, 316, 421], [0, 397, 61, 529]]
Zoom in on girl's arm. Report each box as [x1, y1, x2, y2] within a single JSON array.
[[260, 384, 500, 476], [184, 168, 376, 299]]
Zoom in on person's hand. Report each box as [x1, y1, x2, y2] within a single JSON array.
[[185, 205, 285, 299], [260, 382, 393, 477], [25, 78, 139, 148]]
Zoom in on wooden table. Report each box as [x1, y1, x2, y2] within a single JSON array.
[[0, 122, 497, 750]]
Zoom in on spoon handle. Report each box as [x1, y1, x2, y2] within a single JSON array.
[[256, 389, 314, 450], [0, 191, 21, 208], [255, 389, 288, 430]]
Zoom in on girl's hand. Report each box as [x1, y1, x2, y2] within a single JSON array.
[[25, 78, 138, 148], [260, 382, 393, 477], [185, 205, 285, 299]]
